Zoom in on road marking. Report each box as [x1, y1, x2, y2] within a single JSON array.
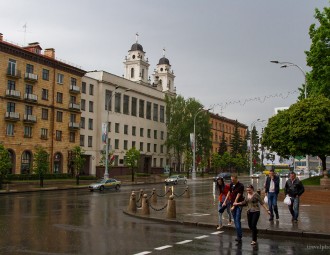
[[195, 235, 209, 239], [211, 231, 224, 235], [133, 252, 151, 255], [155, 245, 172, 250], [185, 213, 211, 216], [176, 240, 193, 244]]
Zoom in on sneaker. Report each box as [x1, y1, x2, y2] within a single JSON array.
[[216, 225, 223, 230], [228, 221, 232, 226], [276, 215, 279, 220], [251, 241, 257, 245], [235, 238, 242, 242]]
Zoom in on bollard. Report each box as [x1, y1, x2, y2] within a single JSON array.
[[150, 188, 157, 205], [127, 191, 137, 213], [166, 195, 176, 219], [166, 187, 172, 198], [139, 189, 144, 207], [184, 186, 190, 198], [141, 194, 150, 215]]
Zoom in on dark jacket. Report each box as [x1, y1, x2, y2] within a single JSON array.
[[284, 178, 305, 197], [265, 175, 280, 194], [229, 181, 244, 204]]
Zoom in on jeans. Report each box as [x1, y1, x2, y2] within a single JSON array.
[[267, 192, 279, 219], [288, 196, 300, 221], [232, 206, 242, 239], [247, 211, 260, 242], [218, 201, 232, 226]]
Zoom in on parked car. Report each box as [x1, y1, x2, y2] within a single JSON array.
[[213, 172, 231, 182], [250, 172, 263, 178], [89, 178, 121, 191], [296, 170, 305, 175], [309, 170, 320, 177], [165, 175, 187, 185], [279, 170, 290, 178]]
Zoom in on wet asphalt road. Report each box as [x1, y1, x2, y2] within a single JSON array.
[[0, 177, 329, 255]]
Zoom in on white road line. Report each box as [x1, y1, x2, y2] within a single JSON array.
[[176, 240, 193, 244], [155, 245, 173, 250], [211, 231, 224, 235], [195, 235, 209, 239], [133, 252, 152, 255]]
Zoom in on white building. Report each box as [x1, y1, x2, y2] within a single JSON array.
[[80, 39, 176, 176]]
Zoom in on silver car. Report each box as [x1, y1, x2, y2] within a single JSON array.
[[165, 175, 187, 185], [88, 178, 121, 191]]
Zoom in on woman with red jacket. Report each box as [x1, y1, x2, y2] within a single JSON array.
[[216, 177, 232, 229]]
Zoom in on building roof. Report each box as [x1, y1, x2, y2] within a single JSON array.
[[130, 43, 144, 52], [158, 57, 170, 65]]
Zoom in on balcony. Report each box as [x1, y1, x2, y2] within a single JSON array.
[[6, 68, 21, 79], [5, 112, 20, 121], [69, 85, 80, 94], [24, 93, 38, 102], [5, 89, 21, 99], [23, 114, 37, 123], [69, 122, 80, 130], [68, 102, 80, 111], [24, 72, 38, 82]]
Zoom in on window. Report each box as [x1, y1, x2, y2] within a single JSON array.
[[123, 95, 129, 115], [6, 123, 14, 136], [7, 102, 15, 112], [131, 97, 137, 116], [88, 118, 93, 130], [7, 59, 16, 76], [154, 144, 157, 153], [107, 122, 111, 132], [132, 141, 136, 148], [131, 68, 134, 78], [80, 117, 85, 129], [25, 105, 33, 115], [147, 129, 151, 138], [115, 93, 121, 113], [42, 69, 49, 80], [41, 128, 48, 139], [81, 99, 86, 111], [56, 92, 63, 103], [69, 132, 75, 143], [141, 69, 144, 79], [26, 64, 34, 73], [132, 126, 136, 136], [70, 113, 76, 122], [115, 123, 120, 133], [153, 104, 158, 121], [160, 145, 164, 153], [140, 142, 143, 151], [71, 77, 77, 86], [89, 84, 94, 95], [82, 82, 86, 93], [24, 126, 32, 138], [105, 90, 112, 111], [57, 73, 64, 84], [153, 158, 157, 167], [161, 131, 164, 140], [115, 139, 119, 149], [42, 89, 48, 100], [139, 99, 145, 118], [140, 128, 144, 137], [160, 105, 165, 123], [8, 80, 15, 90], [80, 135, 85, 146], [147, 143, 151, 152], [124, 125, 128, 135], [146, 102, 151, 119], [124, 140, 128, 150], [88, 136, 93, 147], [56, 111, 63, 122], [160, 158, 164, 167], [70, 95, 77, 104], [89, 101, 94, 112], [55, 131, 62, 141], [25, 84, 33, 94], [154, 130, 157, 139]]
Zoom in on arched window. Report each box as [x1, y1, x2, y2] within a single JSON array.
[[141, 69, 144, 79], [131, 68, 134, 78], [168, 80, 171, 89], [8, 149, 15, 174], [21, 151, 32, 174]]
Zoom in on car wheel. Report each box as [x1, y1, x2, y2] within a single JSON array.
[[99, 186, 104, 191], [115, 185, 120, 191], [174, 180, 178, 185]]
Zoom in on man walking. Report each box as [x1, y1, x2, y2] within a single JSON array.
[[284, 171, 305, 223], [264, 168, 280, 221], [223, 173, 244, 242]]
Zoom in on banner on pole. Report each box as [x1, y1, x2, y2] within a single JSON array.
[[102, 123, 107, 144]]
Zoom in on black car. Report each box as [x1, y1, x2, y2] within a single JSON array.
[[213, 172, 231, 182]]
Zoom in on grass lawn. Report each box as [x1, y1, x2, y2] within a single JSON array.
[[301, 175, 330, 185]]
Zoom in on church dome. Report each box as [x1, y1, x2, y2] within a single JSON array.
[[158, 57, 170, 65], [130, 43, 144, 52]]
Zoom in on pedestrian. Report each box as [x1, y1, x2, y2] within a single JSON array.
[[223, 173, 244, 243], [284, 171, 305, 223], [234, 184, 270, 245], [215, 177, 232, 229], [264, 168, 280, 221]]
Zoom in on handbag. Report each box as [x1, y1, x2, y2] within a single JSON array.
[[284, 195, 291, 205], [219, 204, 227, 213]]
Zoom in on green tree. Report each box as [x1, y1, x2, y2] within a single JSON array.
[[251, 126, 261, 166], [231, 154, 246, 175], [219, 151, 232, 172], [0, 144, 12, 190], [303, 6, 330, 99], [262, 95, 330, 177], [230, 120, 242, 156], [33, 146, 49, 188], [125, 147, 140, 182], [211, 152, 221, 175], [218, 132, 227, 156], [72, 146, 86, 185]]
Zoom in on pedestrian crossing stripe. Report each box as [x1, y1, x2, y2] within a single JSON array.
[[155, 245, 172, 250], [195, 235, 209, 239], [176, 240, 193, 244]]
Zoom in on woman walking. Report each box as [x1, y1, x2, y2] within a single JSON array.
[[234, 184, 270, 245], [216, 177, 232, 229]]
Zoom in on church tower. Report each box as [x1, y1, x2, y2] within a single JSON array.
[[124, 33, 150, 85], [152, 48, 176, 93]]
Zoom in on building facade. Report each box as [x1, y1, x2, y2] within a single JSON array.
[[0, 33, 85, 174]]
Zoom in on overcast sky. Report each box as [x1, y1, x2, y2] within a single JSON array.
[[1, 0, 328, 129]]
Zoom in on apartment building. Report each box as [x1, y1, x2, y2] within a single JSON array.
[[80, 40, 176, 176], [210, 113, 248, 154], [0, 33, 86, 174]]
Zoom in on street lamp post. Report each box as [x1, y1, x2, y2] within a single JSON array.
[[192, 108, 211, 180], [249, 119, 264, 177]]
